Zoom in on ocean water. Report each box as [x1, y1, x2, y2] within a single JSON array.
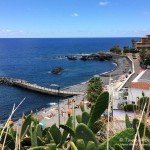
[[0, 38, 135, 122]]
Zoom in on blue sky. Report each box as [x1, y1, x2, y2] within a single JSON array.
[[0, 0, 150, 37]]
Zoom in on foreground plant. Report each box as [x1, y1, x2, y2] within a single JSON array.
[[1, 91, 150, 150]]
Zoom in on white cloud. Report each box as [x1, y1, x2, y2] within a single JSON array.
[[0, 28, 25, 37], [0, 28, 24, 34], [71, 13, 79, 17], [99, 1, 109, 6]]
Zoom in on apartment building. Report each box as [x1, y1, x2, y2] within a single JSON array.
[[134, 35, 150, 50]]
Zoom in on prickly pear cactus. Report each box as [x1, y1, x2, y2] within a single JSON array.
[[50, 124, 62, 145], [125, 114, 132, 128], [80, 101, 85, 112], [92, 120, 105, 134], [59, 116, 73, 147], [47, 143, 57, 150], [20, 113, 32, 140], [31, 123, 38, 147], [88, 92, 109, 129], [59, 124, 75, 137], [86, 141, 97, 150], [76, 139, 86, 150], [82, 111, 90, 125], [75, 123, 98, 148], [76, 115, 82, 123], [28, 146, 49, 150], [70, 141, 78, 150]]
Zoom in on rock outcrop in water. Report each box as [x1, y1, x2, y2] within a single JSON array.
[[66, 56, 77, 60], [51, 67, 64, 74], [67, 52, 112, 61]]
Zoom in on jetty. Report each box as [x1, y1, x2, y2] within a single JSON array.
[[0, 77, 84, 97]]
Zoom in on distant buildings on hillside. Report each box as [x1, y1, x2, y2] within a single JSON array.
[[134, 35, 150, 50]]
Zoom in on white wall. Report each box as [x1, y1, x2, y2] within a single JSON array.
[[128, 88, 150, 104]]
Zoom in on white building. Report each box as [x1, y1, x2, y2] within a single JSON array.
[[127, 69, 150, 104]]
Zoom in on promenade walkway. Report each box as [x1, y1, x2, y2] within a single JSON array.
[[122, 53, 141, 88], [0, 77, 84, 97]]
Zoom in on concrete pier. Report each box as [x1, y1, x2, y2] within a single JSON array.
[[0, 77, 84, 97]]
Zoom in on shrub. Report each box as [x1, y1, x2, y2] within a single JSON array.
[[124, 104, 137, 112], [139, 48, 150, 69], [87, 77, 103, 103], [123, 46, 130, 53], [110, 45, 122, 54], [137, 96, 149, 111]]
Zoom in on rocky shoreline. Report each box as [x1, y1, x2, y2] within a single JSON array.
[[63, 55, 132, 92], [63, 52, 132, 89], [66, 52, 113, 61]]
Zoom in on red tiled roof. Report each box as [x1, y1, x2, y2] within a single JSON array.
[[130, 82, 150, 90]]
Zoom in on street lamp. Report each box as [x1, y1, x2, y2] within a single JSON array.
[[50, 84, 60, 128]]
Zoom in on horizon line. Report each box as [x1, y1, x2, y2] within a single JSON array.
[[0, 36, 140, 39]]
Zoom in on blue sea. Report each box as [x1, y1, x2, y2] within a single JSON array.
[[0, 38, 136, 122]]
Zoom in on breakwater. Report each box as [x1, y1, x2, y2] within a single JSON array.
[[0, 77, 84, 97]]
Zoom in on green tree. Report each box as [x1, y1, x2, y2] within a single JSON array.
[[139, 48, 150, 68], [139, 48, 147, 60], [87, 77, 103, 103], [123, 46, 130, 53], [110, 45, 122, 54]]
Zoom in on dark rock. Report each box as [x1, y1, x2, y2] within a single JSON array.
[[79, 53, 112, 61], [51, 67, 64, 74], [80, 55, 89, 61], [65, 52, 113, 62], [67, 56, 77, 60]]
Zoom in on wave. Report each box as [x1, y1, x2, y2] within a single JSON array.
[[48, 102, 57, 106]]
